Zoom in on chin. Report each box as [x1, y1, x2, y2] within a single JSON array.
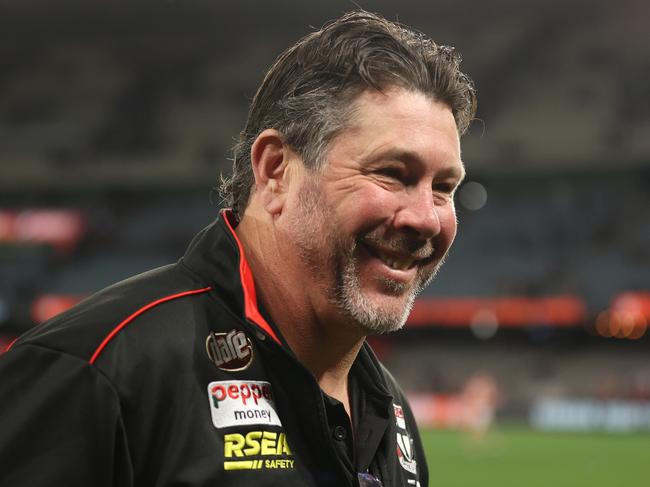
[[330, 252, 425, 335], [337, 283, 417, 335]]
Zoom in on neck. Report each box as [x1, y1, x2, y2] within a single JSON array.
[[235, 208, 365, 413]]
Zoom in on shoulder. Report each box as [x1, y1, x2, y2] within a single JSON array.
[[375, 358, 420, 429], [358, 342, 419, 426], [8, 263, 213, 367], [360, 341, 410, 400]]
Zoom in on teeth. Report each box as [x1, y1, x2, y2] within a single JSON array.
[[377, 252, 415, 270]]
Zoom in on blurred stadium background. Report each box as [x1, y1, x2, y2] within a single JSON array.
[[1, 0, 649, 485]]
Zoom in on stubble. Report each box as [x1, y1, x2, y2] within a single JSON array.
[[287, 177, 443, 335]]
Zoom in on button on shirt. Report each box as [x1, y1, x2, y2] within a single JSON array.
[[322, 357, 393, 485]]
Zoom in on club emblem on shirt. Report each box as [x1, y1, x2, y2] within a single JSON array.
[[206, 329, 253, 371], [393, 403, 417, 475]]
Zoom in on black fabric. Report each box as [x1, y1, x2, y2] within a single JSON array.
[[322, 393, 354, 474], [0, 211, 428, 487], [322, 357, 394, 484]]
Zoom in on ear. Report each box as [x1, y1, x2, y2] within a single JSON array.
[[250, 129, 291, 216]]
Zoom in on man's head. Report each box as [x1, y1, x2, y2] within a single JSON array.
[[281, 88, 464, 335], [220, 10, 476, 218], [223, 11, 476, 335]]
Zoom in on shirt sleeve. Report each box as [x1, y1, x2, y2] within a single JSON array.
[[0, 344, 133, 486]]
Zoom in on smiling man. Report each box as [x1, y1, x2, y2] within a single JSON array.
[[0, 10, 476, 487], [235, 88, 465, 421]]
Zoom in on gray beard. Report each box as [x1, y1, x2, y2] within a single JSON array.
[[330, 240, 443, 335], [287, 177, 444, 335], [334, 255, 416, 334]]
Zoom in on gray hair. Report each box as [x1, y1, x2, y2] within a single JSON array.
[[220, 10, 477, 218]]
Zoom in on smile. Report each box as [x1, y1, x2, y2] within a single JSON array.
[[362, 244, 419, 271], [377, 251, 415, 271]]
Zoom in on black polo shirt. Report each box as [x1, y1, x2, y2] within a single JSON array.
[[258, 299, 393, 484], [0, 211, 428, 487], [323, 355, 393, 484]]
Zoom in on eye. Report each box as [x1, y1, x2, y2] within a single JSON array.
[[376, 167, 404, 180], [432, 181, 455, 194]]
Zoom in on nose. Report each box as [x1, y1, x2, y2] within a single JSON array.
[[393, 185, 442, 240]]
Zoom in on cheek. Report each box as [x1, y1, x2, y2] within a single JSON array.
[[331, 186, 398, 232], [438, 206, 458, 247]]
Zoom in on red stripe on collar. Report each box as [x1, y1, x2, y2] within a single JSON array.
[[3, 337, 19, 353], [222, 210, 282, 346]]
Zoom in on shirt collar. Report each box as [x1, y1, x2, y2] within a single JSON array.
[[181, 209, 282, 345], [182, 209, 397, 404]]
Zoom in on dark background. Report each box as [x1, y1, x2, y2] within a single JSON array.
[[1, 0, 649, 432]]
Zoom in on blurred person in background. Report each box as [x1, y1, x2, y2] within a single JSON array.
[[460, 372, 500, 441], [0, 10, 475, 487]]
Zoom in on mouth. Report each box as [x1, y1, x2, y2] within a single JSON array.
[[361, 243, 427, 272]]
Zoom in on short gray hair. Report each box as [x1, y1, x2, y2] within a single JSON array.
[[220, 10, 477, 218]]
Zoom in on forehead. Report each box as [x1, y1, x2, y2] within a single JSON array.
[[329, 87, 463, 175]]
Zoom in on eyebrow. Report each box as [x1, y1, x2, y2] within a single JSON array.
[[368, 148, 466, 181]]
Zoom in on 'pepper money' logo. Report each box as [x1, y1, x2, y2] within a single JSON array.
[[207, 380, 282, 429]]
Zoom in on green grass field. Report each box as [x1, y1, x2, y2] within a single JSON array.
[[421, 426, 650, 487]]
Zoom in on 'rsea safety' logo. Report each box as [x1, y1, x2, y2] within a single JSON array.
[[207, 380, 282, 429], [206, 330, 253, 371], [223, 430, 294, 471]]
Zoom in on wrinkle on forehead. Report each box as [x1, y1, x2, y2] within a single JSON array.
[[325, 88, 462, 174]]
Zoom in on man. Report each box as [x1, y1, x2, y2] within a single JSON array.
[[0, 11, 476, 487]]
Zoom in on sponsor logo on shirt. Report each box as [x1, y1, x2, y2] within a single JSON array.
[[208, 380, 282, 428], [394, 403, 407, 429], [393, 403, 417, 475], [206, 330, 253, 371], [223, 429, 294, 470], [207, 380, 282, 428]]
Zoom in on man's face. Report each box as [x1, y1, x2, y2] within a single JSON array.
[[283, 87, 464, 334]]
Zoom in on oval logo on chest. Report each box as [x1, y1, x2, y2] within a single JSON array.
[[206, 330, 254, 371]]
